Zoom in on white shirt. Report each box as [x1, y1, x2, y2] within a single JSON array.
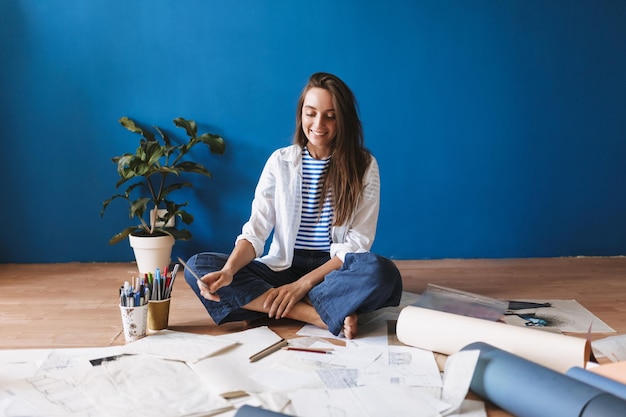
[[236, 145, 380, 271]]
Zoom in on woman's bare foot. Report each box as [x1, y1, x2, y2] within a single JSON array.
[[243, 292, 359, 338], [343, 314, 358, 339]]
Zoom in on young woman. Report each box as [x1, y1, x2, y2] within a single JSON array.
[[184, 72, 402, 339]]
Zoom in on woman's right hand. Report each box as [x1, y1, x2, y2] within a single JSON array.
[[198, 269, 233, 302], [199, 239, 256, 302]]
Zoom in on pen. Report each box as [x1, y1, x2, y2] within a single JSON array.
[[282, 346, 333, 354], [165, 263, 179, 298], [249, 338, 288, 362], [177, 257, 210, 291], [164, 264, 175, 299]]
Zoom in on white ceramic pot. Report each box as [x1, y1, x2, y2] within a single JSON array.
[[129, 234, 175, 275]]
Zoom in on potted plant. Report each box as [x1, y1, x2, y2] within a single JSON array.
[[101, 116, 226, 274]]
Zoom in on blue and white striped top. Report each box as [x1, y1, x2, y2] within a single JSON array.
[[295, 147, 333, 251]]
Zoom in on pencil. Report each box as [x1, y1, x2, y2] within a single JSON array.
[[249, 338, 288, 362], [282, 346, 334, 354]]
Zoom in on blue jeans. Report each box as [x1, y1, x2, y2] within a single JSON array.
[[184, 250, 403, 336]]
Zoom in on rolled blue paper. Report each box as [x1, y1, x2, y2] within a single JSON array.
[[234, 405, 293, 417], [580, 393, 626, 417], [566, 366, 626, 401], [462, 342, 626, 417]]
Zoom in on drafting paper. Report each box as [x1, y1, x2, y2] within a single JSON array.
[[79, 354, 230, 417], [415, 284, 508, 321], [591, 333, 626, 361], [290, 385, 443, 417], [7, 347, 229, 417], [463, 342, 626, 417], [396, 305, 589, 373], [357, 345, 442, 388], [0, 388, 46, 417], [289, 347, 481, 417], [447, 399, 486, 417], [501, 299, 615, 333], [10, 373, 102, 417], [440, 350, 479, 415], [189, 326, 288, 395], [121, 329, 237, 362], [1, 347, 124, 417]]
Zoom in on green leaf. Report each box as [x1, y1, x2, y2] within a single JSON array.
[[177, 210, 194, 225], [119, 117, 154, 141], [151, 166, 180, 176], [174, 117, 198, 138], [129, 197, 151, 219], [175, 161, 211, 176], [100, 193, 128, 217], [109, 226, 140, 245], [164, 227, 192, 241], [161, 182, 192, 199], [142, 141, 165, 165], [155, 125, 171, 147], [198, 133, 226, 154]]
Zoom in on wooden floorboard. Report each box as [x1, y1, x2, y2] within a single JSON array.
[[1, 257, 625, 417]]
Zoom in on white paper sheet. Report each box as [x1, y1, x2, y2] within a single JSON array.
[[441, 350, 480, 415], [290, 385, 443, 417], [121, 329, 237, 362], [78, 354, 230, 417], [358, 345, 443, 388], [0, 347, 124, 417], [4, 345, 230, 417], [591, 334, 626, 361], [189, 326, 288, 396]]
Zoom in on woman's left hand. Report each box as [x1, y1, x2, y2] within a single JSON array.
[[263, 280, 310, 319]]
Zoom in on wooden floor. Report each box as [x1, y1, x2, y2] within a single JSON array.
[[1, 257, 625, 416]]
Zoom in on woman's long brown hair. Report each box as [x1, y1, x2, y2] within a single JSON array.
[[294, 72, 372, 226]]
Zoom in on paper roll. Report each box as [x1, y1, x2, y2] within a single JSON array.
[[462, 342, 626, 417], [234, 405, 292, 417], [396, 305, 589, 373], [566, 366, 626, 401]]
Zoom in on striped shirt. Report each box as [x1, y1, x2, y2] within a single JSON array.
[[295, 147, 333, 251]]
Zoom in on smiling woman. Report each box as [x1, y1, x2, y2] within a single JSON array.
[[182, 72, 403, 340]]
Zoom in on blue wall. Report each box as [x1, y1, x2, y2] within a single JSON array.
[[1, 1, 625, 263]]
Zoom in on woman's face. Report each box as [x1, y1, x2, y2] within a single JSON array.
[[301, 87, 337, 159]]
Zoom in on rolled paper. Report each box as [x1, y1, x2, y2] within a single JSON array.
[[579, 393, 626, 417], [234, 405, 293, 417], [462, 342, 626, 417], [566, 366, 626, 401], [396, 305, 589, 373]]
